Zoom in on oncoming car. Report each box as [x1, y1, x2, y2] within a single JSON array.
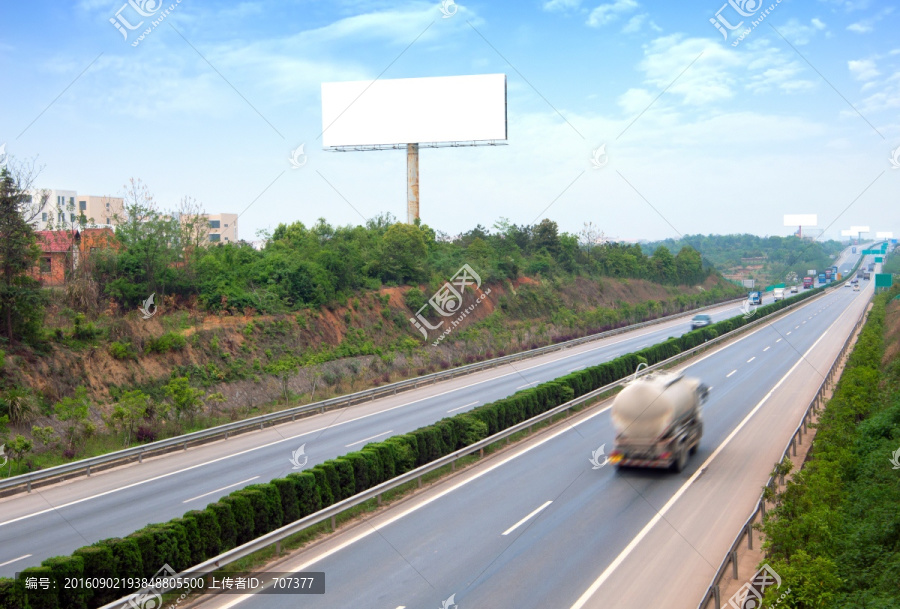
[[690, 314, 712, 330]]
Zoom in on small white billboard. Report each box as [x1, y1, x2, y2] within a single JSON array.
[[876, 231, 894, 239], [849, 225, 871, 233], [321, 74, 508, 148]]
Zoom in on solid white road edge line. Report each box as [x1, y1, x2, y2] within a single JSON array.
[[566, 306, 852, 609], [447, 401, 480, 414], [183, 477, 260, 504], [210, 291, 844, 609], [0, 554, 32, 568], [501, 501, 553, 536]]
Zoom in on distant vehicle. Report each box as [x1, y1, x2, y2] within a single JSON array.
[[864, 272, 871, 280], [818, 273, 826, 284], [790, 285, 798, 293], [609, 371, 709, 472], [773, 287, 785, 301], [690, 314, 712, 330], [852, 247, 857, 254], [854, 283, 860, 291], [825, 269, 833, 282], [857, 270, 864, 279], [844, 281, 852, 288], [803, 277, 814, 289], [748, 291, 761, 305]]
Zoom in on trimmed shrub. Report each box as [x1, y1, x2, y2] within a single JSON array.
[[328, 459, 355, 500], [127, 530, 158, 579], [209, 502, 237, 551], [221, 494, 255, 545], [344, 453, 370, 494], [150, 522, 190, 571], [0, 578, 21, 609], [72, 545, 114, 605], [369, 443, 396, 479], [317, 462, 342, 503], [98, 537, 142, 587], [234, 489, 270, 537], [40, 556, 85, 609], [17, 566, 58, 609], [174, 516, 203, 565], [288, 472, 322, 517], [272, 478, 300, 524], [184, 509, 220, 560], [309, 467, 334, 507], [361, 448, 385, 485]]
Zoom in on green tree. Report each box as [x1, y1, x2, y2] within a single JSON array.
[[165, 376, 206, 422], [0, 168, 44, 344], [5, 434, 32, 476], [379, 223, 427, 283], [105, 390, 150, 446], [31, 425, 56, 449], [53, 387, 92, 451], [532, 219, 561, 255], [651, 245, 677, 283]]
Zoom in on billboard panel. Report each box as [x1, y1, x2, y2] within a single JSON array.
[[840, 229, 856, 237], [783, 214, 817, 226], [321, 74, 507, 148], [876, 231, 893, 239], [849, 225, 870, 233]]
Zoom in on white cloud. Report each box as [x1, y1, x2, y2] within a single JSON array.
[[543, 0, 582, 11], [775, 18, 828, 45], [848, 58, 880, 81], [621, 13, 661, 34], [586, 0, 639, 27], [847, 21, 872, 32]]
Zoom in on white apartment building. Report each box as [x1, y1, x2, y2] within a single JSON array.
[[25, 189, 124, 230], [206, 213, 238, 243]]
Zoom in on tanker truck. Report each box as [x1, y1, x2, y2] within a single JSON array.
[[608, 371, 709, 472]]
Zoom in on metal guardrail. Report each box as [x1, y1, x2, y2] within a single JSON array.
[[92, 288, 829, 609], [0, 296, 746, 495], [695, 293, 870, 609]]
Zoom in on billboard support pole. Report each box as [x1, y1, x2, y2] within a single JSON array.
[[407, 143, 419, 223]]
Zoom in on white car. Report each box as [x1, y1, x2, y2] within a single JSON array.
[[853, 283, 860, 291]]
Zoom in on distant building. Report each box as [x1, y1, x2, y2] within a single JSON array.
[[30, 228, 119, 286], [205, 213, 238, 243], [25, 189, 124, 230]]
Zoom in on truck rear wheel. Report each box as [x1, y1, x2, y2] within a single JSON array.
[[672, 447, 688, 473]]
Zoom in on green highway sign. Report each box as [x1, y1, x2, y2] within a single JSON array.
[[875, 274, 892, 289], [875, 256, 884, 263]]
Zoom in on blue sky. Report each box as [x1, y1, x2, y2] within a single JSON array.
[[1, 0, 897, 242]]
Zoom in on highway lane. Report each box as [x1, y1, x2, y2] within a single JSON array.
[[0, 294, 770, 576], [194, 280, 869, 609]]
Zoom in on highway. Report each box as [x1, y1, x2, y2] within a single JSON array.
[[192, 256, 872, 609], [0, 293, 769, 576]]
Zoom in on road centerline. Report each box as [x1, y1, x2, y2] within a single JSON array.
[[502, 501, 553, 536]]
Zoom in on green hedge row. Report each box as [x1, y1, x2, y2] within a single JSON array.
[[0, 289, 823, 608]]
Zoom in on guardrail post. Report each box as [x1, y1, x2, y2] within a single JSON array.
[[183, 442, 187, 451], [225, 431, 229, 440], [451, 460, 455, 472], [87, 465, 91, 477], [331, 515, 336, 531], [713, 584, 721, 609], [259, 422, 264, 430], [27, 479, 32, 493], [417, 476, 422, 489], [377, 494, 382, 506], [747, 524, 753, 550], [791, 437, 797, 457], [731, 550, 738, 579], [139, 451, 143, 463], [291, 414, 296, 422], [276, 540, 281, 555], [479, 448, 484, 458]]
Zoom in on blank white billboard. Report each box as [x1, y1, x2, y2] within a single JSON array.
[[876, 231, 894, 238], [840, 229, 856, 237], [849, 225, 871, 233], [783, 214, 817, 226], [321, 74, 507, 148]]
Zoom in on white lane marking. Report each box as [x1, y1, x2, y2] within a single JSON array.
[[795, 326, 800, 330], [502, 500, 553, 536], [802, 321, 807, 324], [183, 476, 259, 504], [0, 554, 32, 568], [346, 430, 394, 448], [0, 306, 738, 528], [568, 317, 841, 609], [447, 401, 480, 414], [776, 338, 782, 342], [726, 370, 736, 378], [787, 332, 791, 335], [517, 382, 537, 390], [212, 290, 845, 609], [747, 357, 755, 363], [568, 365, 586, 373], [763, 347, 770, 352]]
